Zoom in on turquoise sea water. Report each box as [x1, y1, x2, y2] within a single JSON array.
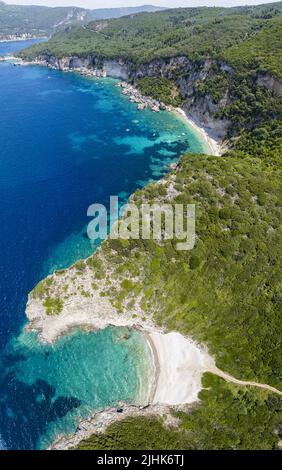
[[4, 326, 154, 449], [0, 40, 206, 449]]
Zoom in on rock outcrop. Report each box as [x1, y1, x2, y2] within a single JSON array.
[[257, 73, 282, 96]]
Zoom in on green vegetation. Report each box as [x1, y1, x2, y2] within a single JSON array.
[[74, 260, 86, 272], [103, 154, 282, 388], [20, 11, 256, 62], [76, 415, 190, 450], [0, 1, 163, 39], [136, 77, 183, 106], [223, 17, 282, 80], [120, 279, 135, 291], [77, 375, 282, 450], [31, 277, 53, 299], [43, 296, 63, 315], [219, 71, 282, 161], [195, 69, 229, 104], [21, 2, 282, 78]]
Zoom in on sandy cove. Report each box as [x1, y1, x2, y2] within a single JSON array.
[[118, 81, 224, 156], [47, 329, 214, 450], [26, 281, 216, 450], [175, 108, 224, 157], [148, 331, 215, 405], [26, 286, 215, 407]]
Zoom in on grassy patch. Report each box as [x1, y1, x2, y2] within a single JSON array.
[[136, 77, 183, 106], [43, 296, 63, 315]]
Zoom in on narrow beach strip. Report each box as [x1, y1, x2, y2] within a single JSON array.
[[175, 108, 222, 157]]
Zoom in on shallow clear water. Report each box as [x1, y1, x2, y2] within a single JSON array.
[[0, 40, 206, 449], [3, 326, 154, 449]]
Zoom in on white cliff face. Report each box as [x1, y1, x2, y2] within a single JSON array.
[[130, 56, 192, 80], [38, 54, 130, 79], [34, 53, 280, 142], [182, 101, 230, 141], [25, 263, 158, 344], [257, 73, 282, 96], [37, 53, 231, 142], [103, 60, 129, 79], [128, 57, 231, 139]]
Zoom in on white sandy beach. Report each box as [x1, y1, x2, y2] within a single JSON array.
[[148, 331, 215, 405], [176, 108, 223, 156]]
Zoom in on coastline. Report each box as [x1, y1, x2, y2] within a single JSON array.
[[0, 36, 47, 43], [47, 330, 215, 450], [11, 54, 224, 157], [17, 55, 222, 448], [48, 402, 185, 450], [175, 108, 223, 157]]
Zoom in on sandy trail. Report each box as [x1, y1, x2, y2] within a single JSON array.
[[210, 366, 282, 396]]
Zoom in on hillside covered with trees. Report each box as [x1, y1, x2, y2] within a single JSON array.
[[22, 2, 282, 74], [0, 2, 163, 39]]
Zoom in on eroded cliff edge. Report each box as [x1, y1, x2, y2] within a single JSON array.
[[25, 54, 232, 140], [21, 51, 282, 156]]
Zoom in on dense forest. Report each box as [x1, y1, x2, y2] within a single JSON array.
[[22, 2, 282, 75], [24, 2, 282, 450]]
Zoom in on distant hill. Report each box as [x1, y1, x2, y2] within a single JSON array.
[[88, 5, 165, 20], [0, 2, 165, 39], [21, 2, 282, 79]]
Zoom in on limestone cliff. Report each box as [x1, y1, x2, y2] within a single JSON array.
[[31, 52, 281, 145], [34, 53, 234, 140]]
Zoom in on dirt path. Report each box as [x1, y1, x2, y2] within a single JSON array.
[[209, 366, 282, 396]]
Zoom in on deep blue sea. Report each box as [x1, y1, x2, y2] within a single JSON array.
[[0, 40, 206, 449]]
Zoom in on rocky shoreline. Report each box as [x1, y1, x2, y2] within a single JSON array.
[[48, 402, 186, 450], [15, 57, 170, 112], [118, 81, 168, 112], [0, 34, 47, 43], [12, 55, 224, 155]]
